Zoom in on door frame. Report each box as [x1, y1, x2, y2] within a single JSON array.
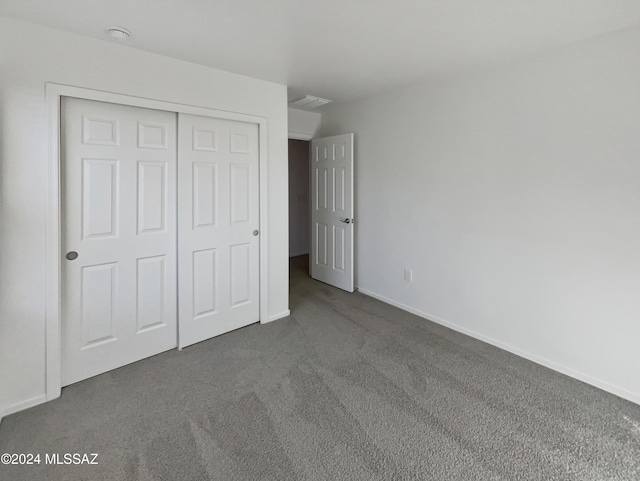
[[45, 83, 270, 401]]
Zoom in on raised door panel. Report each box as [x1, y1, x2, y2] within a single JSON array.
[[315, 167, 328, 211], [333, 226, 345, 272], [82, 159, 118, 239], [333, 167, 346, 213], [136, 255, 166, 332], [192, 248, 218, 319], [137, 161, 167, 234], [230, 132, 251, 154], [82, 116, 119, 146], [193, 128, 218, 152], [230, 243, 251, 307], [138, 121, 168, 150], [193, 162, 218, 229], [81, 262, 117, 348], [316, 222, 328, 266], [230, 164, 250, 225]]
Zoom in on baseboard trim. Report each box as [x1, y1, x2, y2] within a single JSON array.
[[356, 287, 640, 406], [289, 250, 309, 258], [1, 310, 293, 419], [264, 309, 291, 324], [1, 394, 48, 421]]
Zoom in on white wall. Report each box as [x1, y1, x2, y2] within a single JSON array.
[[288, 140, 310, 257], [319, 25, 640, 404], [288, 108, 321, 140], [0, 17, 289, 417]]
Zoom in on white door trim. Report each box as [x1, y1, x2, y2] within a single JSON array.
[[45, 83, 270, 402]]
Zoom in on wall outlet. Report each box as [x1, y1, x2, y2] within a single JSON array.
[[404, 268, 413, 282]]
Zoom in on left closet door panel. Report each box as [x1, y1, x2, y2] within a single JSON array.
[[61, 97, 178, 386]]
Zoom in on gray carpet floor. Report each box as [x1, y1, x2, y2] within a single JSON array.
[[1, 255, 639, 480]]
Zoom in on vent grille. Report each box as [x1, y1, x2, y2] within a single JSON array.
[[290, 95, 332, 108]]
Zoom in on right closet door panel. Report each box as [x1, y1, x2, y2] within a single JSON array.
[[177, 114, 260, 348]]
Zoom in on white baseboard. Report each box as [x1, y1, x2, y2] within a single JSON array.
[[289, 250, 309, 258], [357, 287, 640, 406], [1, 309, 291, 419], [1, 394, 47, 421], [264, 309, 291, 324]]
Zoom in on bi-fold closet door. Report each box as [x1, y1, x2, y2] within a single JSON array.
[[61, 97, 260, 386]]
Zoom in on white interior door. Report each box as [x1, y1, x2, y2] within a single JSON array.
[[310, 134, 354, 292], [61, 97, 177, 385], [177, 114, 260, 348]]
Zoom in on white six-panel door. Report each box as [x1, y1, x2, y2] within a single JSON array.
[[310, 134, 354, 292], [177, 114, 260, 348], [62, 100, 262, 383], [61, 98, 178, 385]]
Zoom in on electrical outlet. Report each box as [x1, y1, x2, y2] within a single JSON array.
[[404, 268, 413, 282]]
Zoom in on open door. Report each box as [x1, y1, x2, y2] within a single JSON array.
[[310, 133, 354, 292]]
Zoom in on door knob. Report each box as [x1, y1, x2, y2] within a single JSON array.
[[339, 218, 351, 224], [66, 251, 78, 260], [253, 230, 259, 236]]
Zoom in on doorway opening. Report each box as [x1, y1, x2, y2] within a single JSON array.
[[288, 139, 311, 261], [287, 134, 355, 292]]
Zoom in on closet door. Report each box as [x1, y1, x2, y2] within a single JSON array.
[[177, 114, 260, 348], [61, 97, 178, 385]]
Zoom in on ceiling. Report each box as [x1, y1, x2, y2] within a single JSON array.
[[2, 0, 640, 105]]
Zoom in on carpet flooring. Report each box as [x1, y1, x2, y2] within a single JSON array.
[[1, 255, 639, 480]]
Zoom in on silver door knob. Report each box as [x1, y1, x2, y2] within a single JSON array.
[[66, 251, 78, 260], [339, 218, 351, 224], [253, 230, 259, 236]]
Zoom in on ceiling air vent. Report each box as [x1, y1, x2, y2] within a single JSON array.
[[290, 95, 332, 108]]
